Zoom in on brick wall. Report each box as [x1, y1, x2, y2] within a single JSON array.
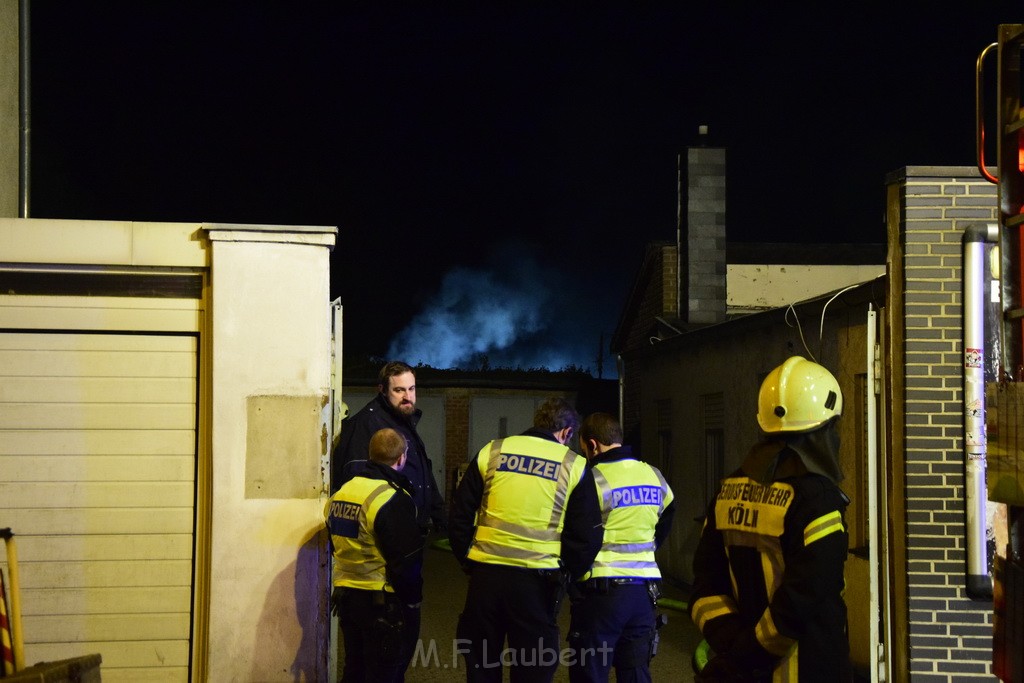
[[620, 244, 674, 441], [443, 389, 470, 507], [895, 166, 997, 681], [662, 244, 678, 319]]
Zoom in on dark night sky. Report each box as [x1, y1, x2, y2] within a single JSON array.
[[25, 3, 1022, 373]]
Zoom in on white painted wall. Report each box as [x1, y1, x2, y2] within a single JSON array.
[[206, 225, 335, 682], [468, 396, 539, 458], [727, 264, 884, 312]]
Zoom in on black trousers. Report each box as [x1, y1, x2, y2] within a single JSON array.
[[567, 583, 655, 683], [336, 587, 421, 683], [456, 563, 564, 683]]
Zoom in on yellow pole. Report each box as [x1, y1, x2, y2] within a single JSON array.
[[1, 530, 24, 672]]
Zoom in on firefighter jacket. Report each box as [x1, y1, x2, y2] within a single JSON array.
[[448, 428, 587, 570], [330, 393, 445, 531], [325, 461, 425, 605], [690, 442, 851, 682]]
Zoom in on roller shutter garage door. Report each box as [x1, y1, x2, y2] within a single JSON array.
[[0, 331, 197, 682]]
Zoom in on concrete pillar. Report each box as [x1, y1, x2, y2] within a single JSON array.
[[205, 223, 337, 682]]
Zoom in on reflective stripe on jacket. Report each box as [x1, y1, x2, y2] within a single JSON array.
[[326, 476, 403, 591], [584, 459, 673, 579], [467, 434, 586, 569]]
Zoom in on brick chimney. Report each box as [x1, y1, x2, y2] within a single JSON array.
[[682, 128, 727, 324]]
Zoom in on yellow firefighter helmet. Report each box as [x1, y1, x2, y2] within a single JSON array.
[[757, 356, 842, 433]]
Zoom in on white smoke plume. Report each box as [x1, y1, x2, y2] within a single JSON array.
[[387, 251, 599, 372]]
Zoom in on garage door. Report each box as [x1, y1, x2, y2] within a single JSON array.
[[0, 331, 196, 681]]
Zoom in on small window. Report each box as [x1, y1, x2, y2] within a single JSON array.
[[704, 428, 725, 510], [658, 428, 673, 483], [701, 393, 725, 510], [655, 399, 673, 480]]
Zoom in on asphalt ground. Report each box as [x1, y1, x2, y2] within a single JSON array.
[[335, 542, 703, 682]]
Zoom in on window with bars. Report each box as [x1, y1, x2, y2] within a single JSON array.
[[656, 399, 673, 482], [701, 393, 725, 511]]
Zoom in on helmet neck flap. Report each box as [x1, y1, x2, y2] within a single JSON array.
[[741, 417, 843, 486]]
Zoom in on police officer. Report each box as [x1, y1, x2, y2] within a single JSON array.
[[325, 428, 426, 683], [449, 397, 588, 683], [561, 412, 676, 683], [690, 356, 852, 682]]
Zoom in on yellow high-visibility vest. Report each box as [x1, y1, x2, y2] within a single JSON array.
[[467, 435, 586, 569], [584, 458, 673, 579], [325, 475, 404, 591]]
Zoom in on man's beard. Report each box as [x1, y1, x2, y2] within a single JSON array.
[[395, 401, 415, 416]]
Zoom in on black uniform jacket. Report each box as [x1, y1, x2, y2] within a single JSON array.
[[332, 393, 444, 530], [560, 446, 677, 580], [355, 460, 426, 606]]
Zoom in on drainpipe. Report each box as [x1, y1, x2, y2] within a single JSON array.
[[18, 0, 30, 218], [963, 222, 997, 600], [676, 152, 682, 321]]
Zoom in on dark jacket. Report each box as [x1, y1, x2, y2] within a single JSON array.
[[350, 460, 425, 605], [331, 393, 444, 530], [560, 445, 676, 580]]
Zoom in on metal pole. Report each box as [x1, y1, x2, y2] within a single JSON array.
[[963, 223, 998, 599], [1, 529, 24, 672], [866, 307, 882, 681], [18, 0, 30, 218]]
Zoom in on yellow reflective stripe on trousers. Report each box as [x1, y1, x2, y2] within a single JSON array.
[[754, 608, 796, 657], [772, 643, 798, 682], [691, 594, 739, 632], [803, 510, 844, 546]]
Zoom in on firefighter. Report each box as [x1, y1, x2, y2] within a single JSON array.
[[449, 397, 589, 683], [325, 428, 426, 683], [690, 356, 852, 682], [562, 412, 676, 683]]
